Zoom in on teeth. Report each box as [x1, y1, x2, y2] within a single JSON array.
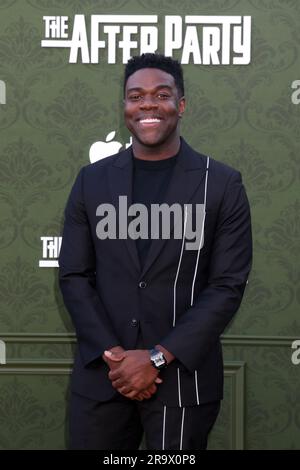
[[140, 118, 161, 123]]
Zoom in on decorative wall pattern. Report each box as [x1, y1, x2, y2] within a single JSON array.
[[0, 0, 299, 449]]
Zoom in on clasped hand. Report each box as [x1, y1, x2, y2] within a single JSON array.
[[103, 348, 163, 401]]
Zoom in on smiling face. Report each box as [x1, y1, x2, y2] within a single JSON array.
[[124, 68, 185, 157]]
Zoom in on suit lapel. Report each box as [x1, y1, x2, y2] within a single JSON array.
[[140, 138, 208, 278], [107, 138, 208, 278], [108, 146, 141, 273]]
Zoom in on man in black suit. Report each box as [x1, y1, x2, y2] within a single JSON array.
[[59, 53, 252, 450]]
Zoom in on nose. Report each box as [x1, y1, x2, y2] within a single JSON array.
[[139, 95, 158, 109]]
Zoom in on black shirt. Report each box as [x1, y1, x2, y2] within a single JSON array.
[[132, 152, 178, 269]]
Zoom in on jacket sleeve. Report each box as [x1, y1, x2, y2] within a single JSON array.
[[58, 167, 120, 367], [160, 170, 253, 372]]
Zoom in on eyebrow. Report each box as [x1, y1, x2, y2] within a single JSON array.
[[126, 84, 173, 93]]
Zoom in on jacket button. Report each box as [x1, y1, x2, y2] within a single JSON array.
[[139, 281, 147, 289], [131, 318, 139, 327]]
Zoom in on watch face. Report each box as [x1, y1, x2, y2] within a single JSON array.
[[154, 354, 165, 367], [151, 350, 166, 369]]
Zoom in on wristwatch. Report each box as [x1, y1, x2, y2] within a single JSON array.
[[149, 348, 168, 370]]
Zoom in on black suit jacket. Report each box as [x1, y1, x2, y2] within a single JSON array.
[[58, 138, 252, 406]]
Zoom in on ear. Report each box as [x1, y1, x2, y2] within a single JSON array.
[[178, 96, 186, 117]]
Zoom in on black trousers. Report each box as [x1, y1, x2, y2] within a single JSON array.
[[69, 391, 220, 450]]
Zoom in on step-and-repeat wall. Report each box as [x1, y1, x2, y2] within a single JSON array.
[[0, 0, 299, 449]]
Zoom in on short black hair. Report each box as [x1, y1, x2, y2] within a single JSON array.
[[124, 53, 184, 97]]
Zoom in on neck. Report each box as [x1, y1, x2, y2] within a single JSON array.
[[132, 135, 181, 161]]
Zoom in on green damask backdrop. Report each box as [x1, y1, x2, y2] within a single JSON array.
[[0, 0, 299, 450]]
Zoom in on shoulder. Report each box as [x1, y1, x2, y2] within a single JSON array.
[[184, 142, 245, 211], [181, 138, 241, 183], [187, 143, 241, 186], [75, 148, 130, 188], [81, 151, 121, 176], [208, 156, 242, 186]]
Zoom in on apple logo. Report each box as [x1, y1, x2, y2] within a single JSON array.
[[89, 131, 123, 163]]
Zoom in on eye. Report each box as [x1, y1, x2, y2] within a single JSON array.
[[157, 93, 170, 99], [128, 94, 141, 101]]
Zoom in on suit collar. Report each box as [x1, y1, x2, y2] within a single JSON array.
[[113, 137, 206, 172]]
